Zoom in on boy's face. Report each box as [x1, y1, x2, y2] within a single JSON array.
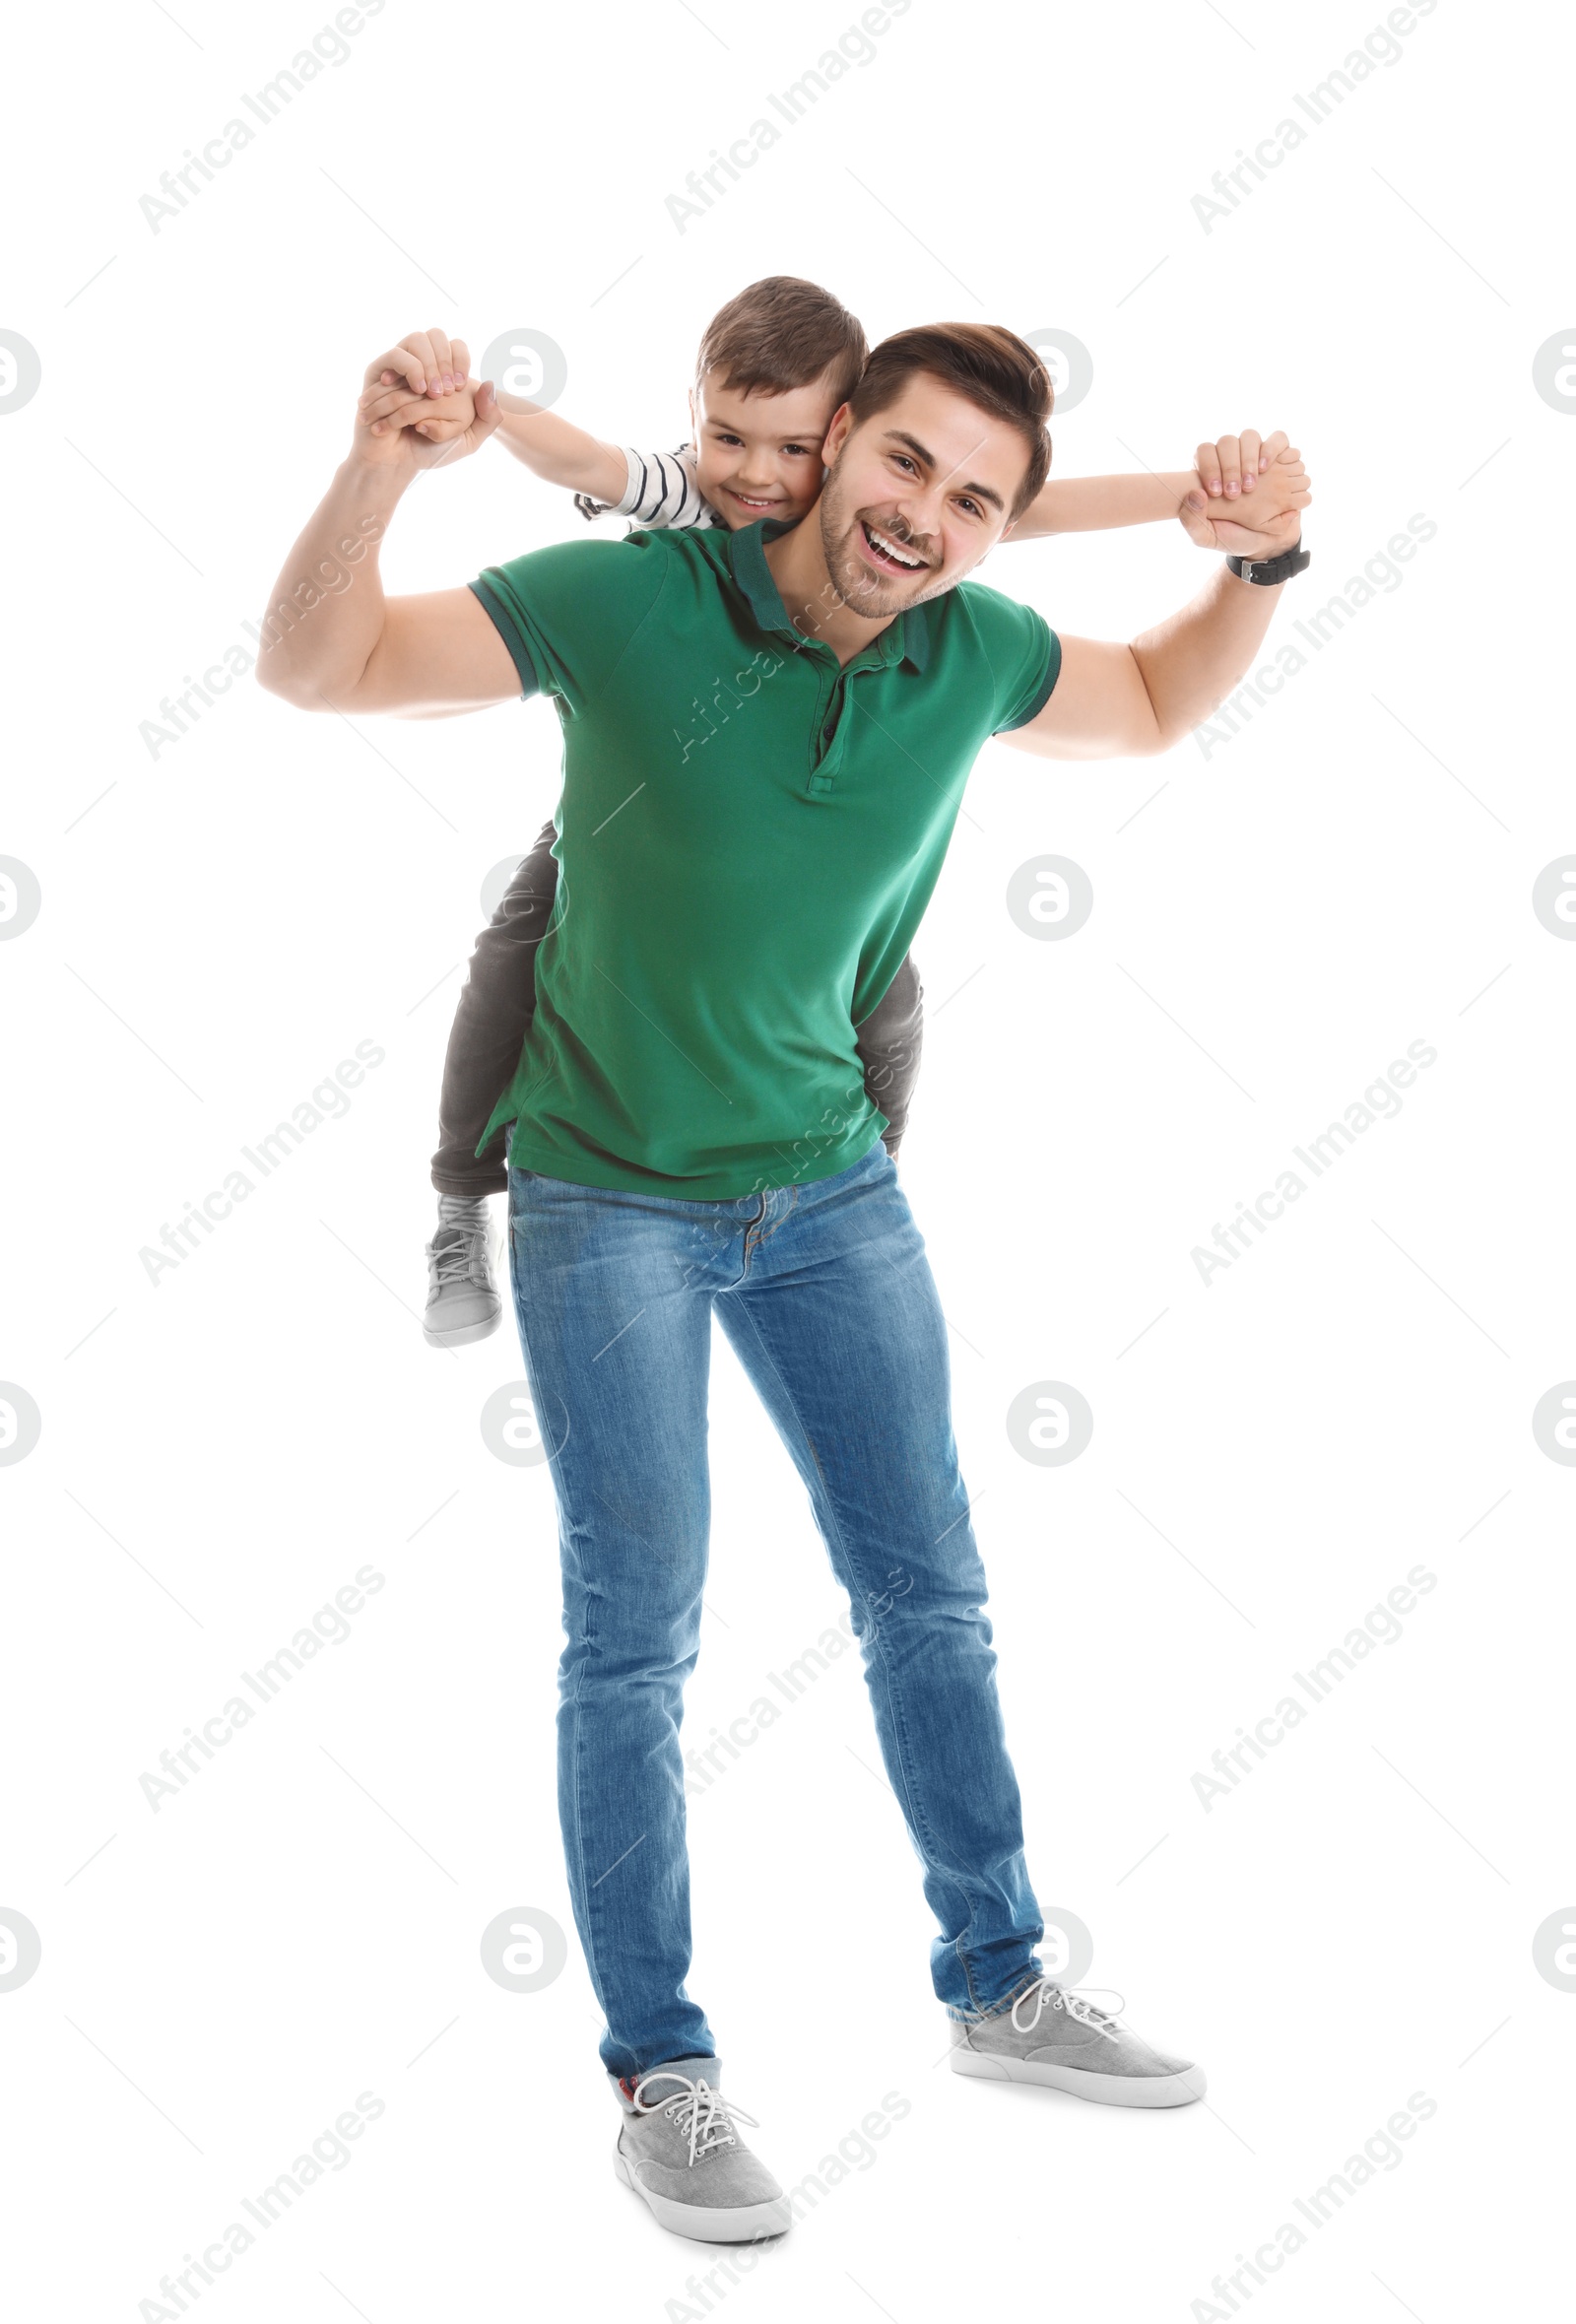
[[687, 367, 842, 528]]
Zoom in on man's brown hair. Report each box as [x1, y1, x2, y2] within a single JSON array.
[[695, 276, 869, 408], [845, 323, 1054, 520]]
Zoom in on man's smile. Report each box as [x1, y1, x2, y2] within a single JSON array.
[[856, 517, 931, 575]]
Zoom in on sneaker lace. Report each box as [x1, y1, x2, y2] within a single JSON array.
[[427, 1222, 490, 1291], [1010, 1977, 1127, 2040], [630, 2070, 760, 2168]]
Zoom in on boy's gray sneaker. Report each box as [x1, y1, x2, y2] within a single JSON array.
[[612, 2059, 791, 2243], [950, 1977, 1207, 2108], [423, 1195, 502, 1348]]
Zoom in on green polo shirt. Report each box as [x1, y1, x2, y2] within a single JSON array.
[[469, 516, 1059, 1198]]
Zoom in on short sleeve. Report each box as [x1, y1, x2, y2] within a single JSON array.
[[617, 446, 709, 528], [987, 598, 1062, 734], [574, 448, 711, 531], [469, 534, 671, 715]]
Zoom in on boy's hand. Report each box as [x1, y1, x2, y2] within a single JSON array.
[[1180, 431, 1311, 556], [370, 327, 468, 401], [1194, 429, 1290, 500], [354, 331, 492, 461]]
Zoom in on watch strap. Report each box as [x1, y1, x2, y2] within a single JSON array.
[[1226, 540, 1310, 585]]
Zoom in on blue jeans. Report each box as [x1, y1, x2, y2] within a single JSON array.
[[506, 1134, 1045, 2078]]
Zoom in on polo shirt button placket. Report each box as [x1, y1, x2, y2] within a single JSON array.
[[809, 675, 845, 798]]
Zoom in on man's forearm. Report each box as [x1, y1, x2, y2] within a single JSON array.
[[1130, 558, 1287, 749], [254, 457, 412, 707]]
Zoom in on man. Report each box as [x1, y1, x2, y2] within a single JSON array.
[[257, 320, 1311, 2244]]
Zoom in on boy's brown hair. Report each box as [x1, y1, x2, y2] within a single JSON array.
[[846, 323, 1054, 519], [695, 276, 869, 409]]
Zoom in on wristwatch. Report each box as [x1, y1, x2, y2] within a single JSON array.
[[1226, 538, 1310, 585]]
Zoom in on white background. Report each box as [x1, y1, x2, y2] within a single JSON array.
[[3, 0, 1573, 2316]]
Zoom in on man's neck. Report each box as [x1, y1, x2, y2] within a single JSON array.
[[762, 515, 899, 667]]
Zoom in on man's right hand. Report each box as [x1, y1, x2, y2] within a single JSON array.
[[353, 335, 498, 471], [253, 334, 520, 716]]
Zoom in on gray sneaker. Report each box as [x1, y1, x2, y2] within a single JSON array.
[[423, 1195, 501, 1349], [950, 1977, 1207, 2108], [612, 2059, 791, 2243]]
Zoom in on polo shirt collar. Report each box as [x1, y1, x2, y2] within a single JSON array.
[[727, 517, 931, 672]]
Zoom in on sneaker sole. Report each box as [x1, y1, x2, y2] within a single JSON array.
[[422, 1306, 502, 1349], [950, 2047, 1207, 2108], [613, 2146, 792, 2242]]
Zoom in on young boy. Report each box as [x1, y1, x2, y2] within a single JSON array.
[[356, 280, 1308, 1347]]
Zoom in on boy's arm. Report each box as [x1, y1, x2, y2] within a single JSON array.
[[1009, 430, 1308, 542], [491, 404, 628, 504], [1015, 470, 1205, 538], [358, 331, 627, 505]]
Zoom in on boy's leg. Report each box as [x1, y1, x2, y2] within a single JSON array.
[[714, 1139, 1043, 2019], [425, 821, 559, 1349], [854, 951, 923, 1161], [505, 1162, 728, 2079], [430, 819, 559, 1194]]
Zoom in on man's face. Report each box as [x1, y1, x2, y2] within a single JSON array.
[[688, 368, 841, 527], [816, 375, 1030, 620]]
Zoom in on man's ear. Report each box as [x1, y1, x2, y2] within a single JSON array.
[[821, 402, 854, 464]]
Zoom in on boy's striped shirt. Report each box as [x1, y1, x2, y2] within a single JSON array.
[[573, 443, 721, 532]]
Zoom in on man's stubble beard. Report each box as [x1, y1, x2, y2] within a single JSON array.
[[816, 465, 952, 625]]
